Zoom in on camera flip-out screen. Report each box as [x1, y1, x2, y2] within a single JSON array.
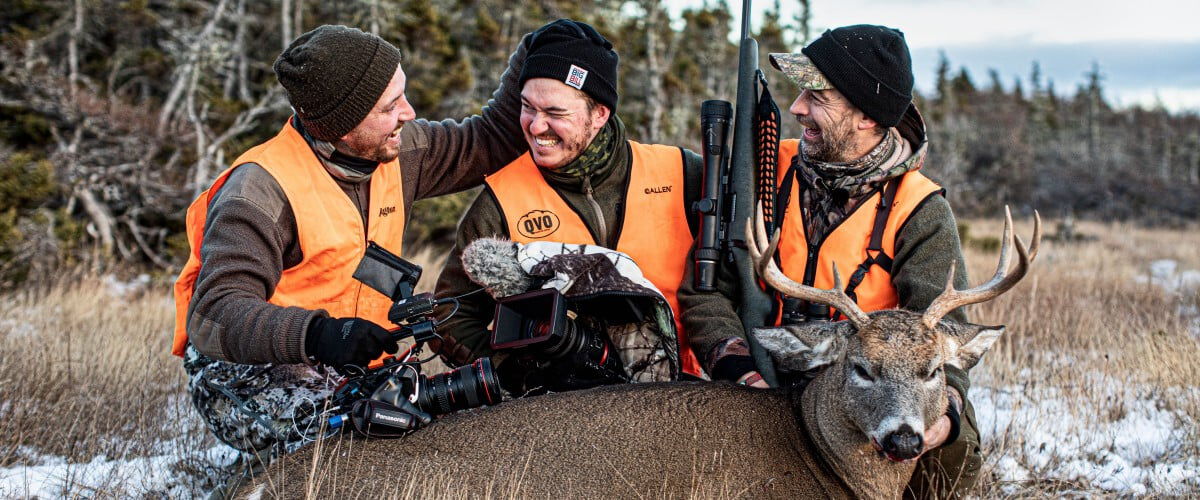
[[491, 288, 568, 350], [353, 241, 422, 301]]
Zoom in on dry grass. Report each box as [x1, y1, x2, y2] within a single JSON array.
[[0, 220, 1196, 497], [0, 272, 218, 497], [961, 216, 1200, 496]]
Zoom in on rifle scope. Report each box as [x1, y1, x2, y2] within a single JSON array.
[[693, 99, 733, 291]]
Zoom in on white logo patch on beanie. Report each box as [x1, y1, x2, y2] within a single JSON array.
[[565, 65, 588, 90]]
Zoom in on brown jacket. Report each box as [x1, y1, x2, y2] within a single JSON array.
[[185, 40, 528, 365]]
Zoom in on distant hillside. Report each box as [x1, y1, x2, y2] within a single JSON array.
[[0, 0, 1196, 285]]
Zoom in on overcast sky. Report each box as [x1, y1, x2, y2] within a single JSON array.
[[664, 0, 1200, 112]]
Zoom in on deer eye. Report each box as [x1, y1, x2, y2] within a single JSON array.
[[925, 366, 942, 381], [853, 363, 875, 382]]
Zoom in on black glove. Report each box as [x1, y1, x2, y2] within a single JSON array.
[[306, 316, 399, 371]]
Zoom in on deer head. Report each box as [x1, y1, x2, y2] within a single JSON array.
[[747, 204, 1039, 462]]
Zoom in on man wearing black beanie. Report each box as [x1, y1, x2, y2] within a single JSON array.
[[433, 19, 710, 389], [678, 25, 981, 498], [173, 24, 531, 461]]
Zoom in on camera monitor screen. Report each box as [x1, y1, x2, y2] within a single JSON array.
[[491, 288, 567, 350]]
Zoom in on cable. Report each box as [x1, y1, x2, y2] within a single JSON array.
[[434, 299, 461, 326], [450, 287, 487, 301], [413, 333, 446, 365], [433, 287, 485, 326]]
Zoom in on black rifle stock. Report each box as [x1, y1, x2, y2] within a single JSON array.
[[691, 0, 777, 386], [730, 0, 778, 387]]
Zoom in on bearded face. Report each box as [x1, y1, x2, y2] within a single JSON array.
[[333, 65, 416, 164], [797, 111, 858, 163], [789, 89, 868, 163]]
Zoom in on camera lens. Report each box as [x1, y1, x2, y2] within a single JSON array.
[[415, 357, 502, 415]]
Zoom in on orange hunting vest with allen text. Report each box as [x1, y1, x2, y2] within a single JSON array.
[[484, 141, 703, 377]]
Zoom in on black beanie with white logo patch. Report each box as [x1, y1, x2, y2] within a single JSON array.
[[518, 19, 619, 113]]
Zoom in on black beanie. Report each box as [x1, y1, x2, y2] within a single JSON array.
[[519, 19, 619, 113], [801, 25, 914, 128], [274, 25, 402, 142]]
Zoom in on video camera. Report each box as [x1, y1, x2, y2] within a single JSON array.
[[322, 242, 503, 438], [489, 288, 631, 394]]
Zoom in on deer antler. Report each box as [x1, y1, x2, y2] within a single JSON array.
[[746, 202, 870, 329], [921, 206, 1041, 329]]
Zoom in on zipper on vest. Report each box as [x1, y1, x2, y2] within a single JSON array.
[[802, 239, 821, 286], [354, 183, 368, 238], [583, 175, 608, 246]]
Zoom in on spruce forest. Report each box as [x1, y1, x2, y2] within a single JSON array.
[[1, 0, 1198, 287]]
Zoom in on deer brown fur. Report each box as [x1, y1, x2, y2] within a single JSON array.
[[239, 209, 1038, 499]]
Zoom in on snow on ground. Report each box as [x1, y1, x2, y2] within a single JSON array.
[[4, 382, 1195, 497], [0, 394, 239, 498], [974, 382, 1200, 495], [970, 259, 1200, 495], [1, 261, 1197, 496], [0, 445, 237, 498], [1137, 259, 1200, 337], [1140, 260, 1200, 295], [102, 273, 152, 298]]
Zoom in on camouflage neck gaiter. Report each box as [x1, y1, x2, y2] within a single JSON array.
[[798, 128, 914, 240], [541, 117, 622, 190]]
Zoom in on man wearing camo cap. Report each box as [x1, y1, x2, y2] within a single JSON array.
[[678, 25, 980, 498]]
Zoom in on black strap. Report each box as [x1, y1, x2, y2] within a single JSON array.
[[769, 165, 798, 307], [775, 162, 797, 236], [844, 177, 902, 302]]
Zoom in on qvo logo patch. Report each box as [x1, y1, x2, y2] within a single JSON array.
[[517, 209, 561, 239], [565, 65, 588, 90]]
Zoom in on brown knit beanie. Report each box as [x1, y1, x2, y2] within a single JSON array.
[[273, 25, 402, 141]]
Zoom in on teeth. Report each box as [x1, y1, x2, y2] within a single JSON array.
[[535, 138, 560, 146]]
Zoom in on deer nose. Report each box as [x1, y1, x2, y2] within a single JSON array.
[[881, 424, 923, 461]]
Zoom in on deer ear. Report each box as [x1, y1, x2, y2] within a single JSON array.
[[945, 323, 1005, 370], [753, 323, 848, 372]]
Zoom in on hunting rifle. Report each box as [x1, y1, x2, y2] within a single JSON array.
[[693, 0, 779, 387]]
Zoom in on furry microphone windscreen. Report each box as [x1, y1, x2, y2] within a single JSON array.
[[461, 237, 534, 299]]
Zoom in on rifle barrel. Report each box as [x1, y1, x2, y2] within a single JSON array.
[[729, 0, 779, 387]]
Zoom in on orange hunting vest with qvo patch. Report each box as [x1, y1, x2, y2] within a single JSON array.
[[772, 138, 943, 322], [484, 141, 703, 377], [172, 120, 406, 366]]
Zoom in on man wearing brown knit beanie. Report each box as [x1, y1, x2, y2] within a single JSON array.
[[171, 24, 530, 464], [679, 24, 981, 499]]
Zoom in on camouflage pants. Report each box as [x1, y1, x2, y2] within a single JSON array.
[[183, 345, 343, 457]]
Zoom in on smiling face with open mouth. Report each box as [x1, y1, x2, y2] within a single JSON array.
[[519, 78, 610, 170], [789, 88, 868, 164], [337, 65, 417, 164]]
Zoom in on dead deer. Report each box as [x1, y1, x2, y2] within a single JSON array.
[[239, 208, 1039, 499]]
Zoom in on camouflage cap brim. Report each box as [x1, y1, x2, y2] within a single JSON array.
[[768, 52, 833, 91]]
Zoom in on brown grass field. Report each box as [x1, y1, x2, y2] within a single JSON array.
[[0, 219, 1197, 497]]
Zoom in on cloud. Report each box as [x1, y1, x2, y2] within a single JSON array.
[[911, 40, 1200, 111]]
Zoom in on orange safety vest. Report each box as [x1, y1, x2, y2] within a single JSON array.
[[485, 141, 703, 377], [172, 120, 406, 366], [772, 139, 943, 321]]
